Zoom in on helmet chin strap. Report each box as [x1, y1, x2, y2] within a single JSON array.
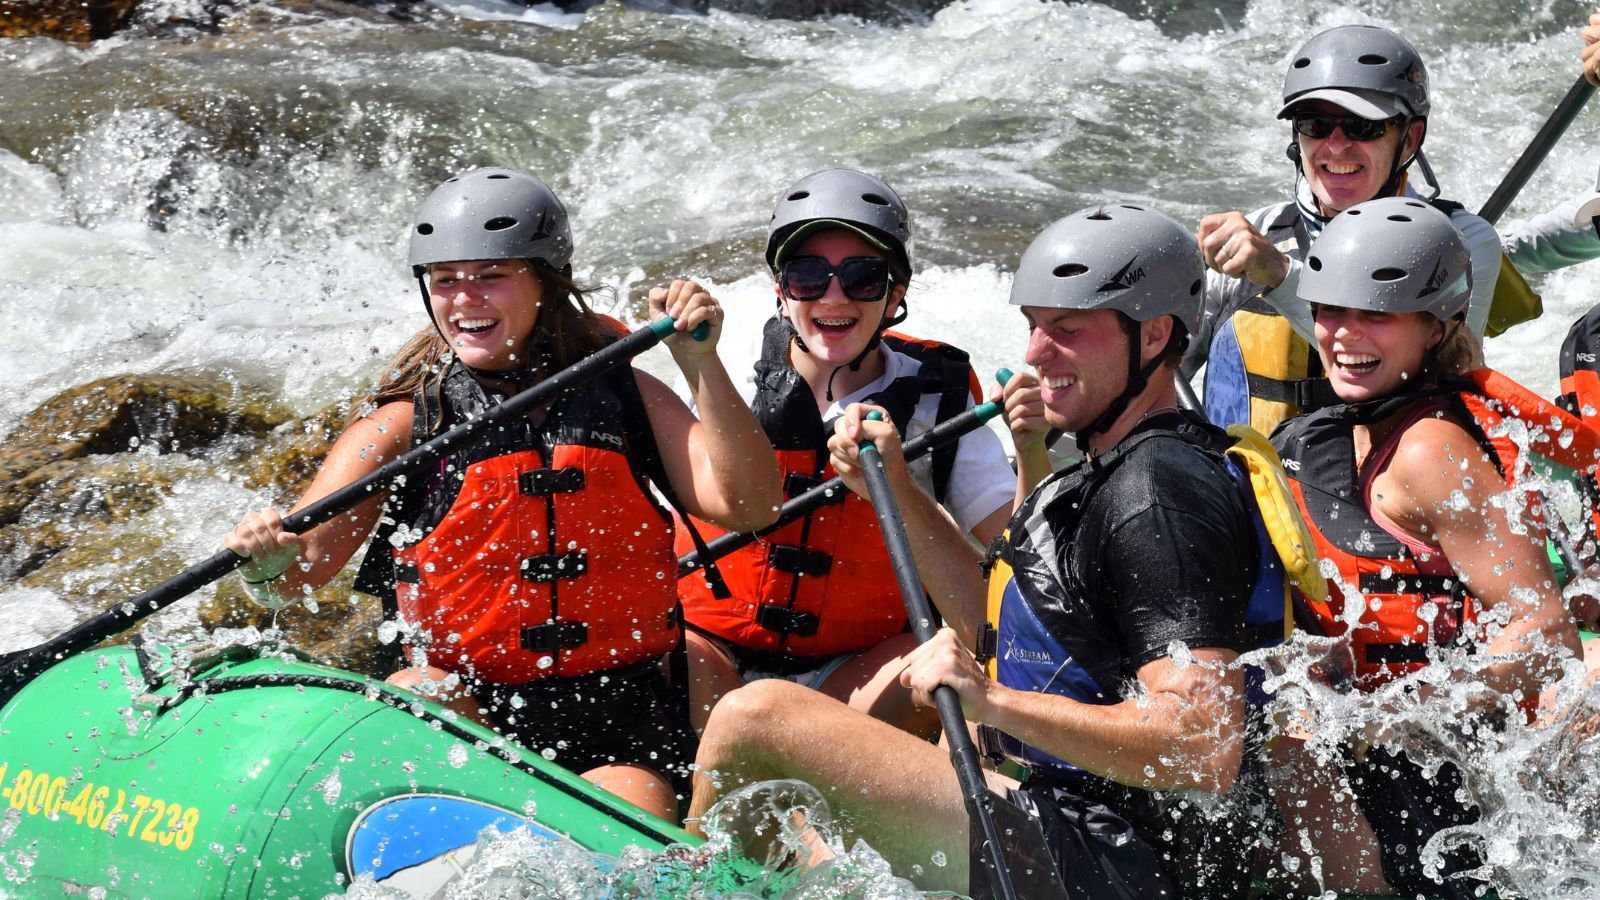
[[781, 287, 910, 403], [1286, 116, 1434, 211], [414, 267, 546, 388], [1341, 318, 1460, 424], [1076, 319, 1177, 457]]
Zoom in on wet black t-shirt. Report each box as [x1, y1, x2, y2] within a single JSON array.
[[1001, 411, 1260, 898]]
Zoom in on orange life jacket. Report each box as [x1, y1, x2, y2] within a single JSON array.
[[1559, 305, 1600, 560], [360, 360, 680, 685], [1274, 369, 1600, 689], [677, 316, 980, 658]]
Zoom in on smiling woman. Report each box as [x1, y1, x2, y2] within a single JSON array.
[[1271, 196, 1590, 899], [220, 166, 782, 822], [673, 168, 1017, 742]]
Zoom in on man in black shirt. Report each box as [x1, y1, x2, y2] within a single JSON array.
[[685, 205, 1264, 899]]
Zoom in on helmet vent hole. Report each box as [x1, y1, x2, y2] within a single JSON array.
[[1385, 214, 1412, 222], [1357, 54, 1389, 66], [1053, 263, 1090, 278], [484, 216, 518, 232], [1120, 204, 1143, 211], [1307, 256, 1322, 271], [487, 173, 509, 180], [1292, 57, 1310, 68], [1347, 209, 1363, 216], [416, 223, 434, 235], [1372, 267, 1407, 282], [1086, 211, 1112, 221], [1190, 278, 1203, 296], [1405, 200, 1427, 208], [787, 191, 811, 201], [861, 193, 890, 206]]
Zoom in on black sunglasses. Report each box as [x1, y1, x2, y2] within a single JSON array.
[[1291, 114, 1403, 142], [779, 256, 892, 302]]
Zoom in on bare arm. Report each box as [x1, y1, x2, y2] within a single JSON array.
[[902, 628, 1246, 793], [1379, 416, 1582, 698], [644, 279, 782, 531], [224, 399, 413, 600]]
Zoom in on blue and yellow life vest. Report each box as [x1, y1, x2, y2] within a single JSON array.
[[978, 420, 1321, 779]]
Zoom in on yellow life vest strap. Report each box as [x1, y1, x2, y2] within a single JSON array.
[[1224, 424, 1327, 614]]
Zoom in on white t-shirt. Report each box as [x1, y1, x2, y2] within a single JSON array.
[[681, 332, 1016, 535]]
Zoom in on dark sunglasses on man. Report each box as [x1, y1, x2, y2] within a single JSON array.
[[779, 256, 893, 302], [1291, 113, 1405, 142]]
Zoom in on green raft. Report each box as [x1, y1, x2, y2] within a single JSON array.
[[0, 643, 694, 897]]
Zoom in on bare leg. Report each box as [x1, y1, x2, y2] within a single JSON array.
[[816, 632, 940, 741], [684, 629, 746, 735], [688, 679, 972, 894], [1264, 735, 1393, 895], [386, 665, 496, 729], [582, 763, 678, 822]]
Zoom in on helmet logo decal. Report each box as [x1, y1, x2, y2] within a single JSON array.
[[1419, 258, 1447, 297], [1097, 256, 1145, 293]]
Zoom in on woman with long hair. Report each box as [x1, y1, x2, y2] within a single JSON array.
[[223, 167, 782, 820]]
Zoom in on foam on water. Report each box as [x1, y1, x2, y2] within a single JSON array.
[[4, 0, 1600, 892]]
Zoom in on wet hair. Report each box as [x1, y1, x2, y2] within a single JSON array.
[[346, 263, 615, 430], [1433, 318, 1484, 376]]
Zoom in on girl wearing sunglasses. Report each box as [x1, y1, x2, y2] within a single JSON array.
[[674, 169, 1016, 738]]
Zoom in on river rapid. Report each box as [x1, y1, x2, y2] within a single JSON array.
[[3, 0, 1600, 896]]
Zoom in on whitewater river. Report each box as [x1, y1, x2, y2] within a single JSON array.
[[3, 0, 1600, 895]]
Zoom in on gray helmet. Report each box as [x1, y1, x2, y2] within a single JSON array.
[[1278, 25, 1430, 120], [408, 168, 574, 273], [765, 169, 913, 275], [1007, 204, 1204, 334], [1297, 196, 1470, 321]]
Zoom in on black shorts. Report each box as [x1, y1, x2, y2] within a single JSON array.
[[472, 660, 697, 803], [1345, 744, 1484, 900], [972, 783, 1179, 900]]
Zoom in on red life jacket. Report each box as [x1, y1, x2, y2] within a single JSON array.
[[359, 360, 680, 685], [1273, 369, 1600, 689], [677, 316, 981, 658]]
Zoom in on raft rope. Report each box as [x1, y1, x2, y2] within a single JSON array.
[[188, 670, 683, 847]]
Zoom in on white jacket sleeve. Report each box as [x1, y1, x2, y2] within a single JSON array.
[[1497, 192, 1600, 276], [1448, 210, 1503, 338]]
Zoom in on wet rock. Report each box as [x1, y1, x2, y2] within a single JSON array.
[[0, 372, 293, 528], [17, 527, 181, 616], [202, 562, 388, 676], [625, 233, 766, 311], [0, 0, 141, 42], [239, 401, 346, 503]]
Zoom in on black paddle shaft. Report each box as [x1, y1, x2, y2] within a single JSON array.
[[677, 401, 994, 576], [1479, 76, 1596, 226], [855, 424, 1022, 900], [0, 320, 684, 699]]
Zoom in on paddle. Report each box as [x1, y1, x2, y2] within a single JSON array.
[[854, 409, 1038, 900], [677, 368, 1016, 578], [0, 317, 708, 702], [1478, 75, 1595, 226]]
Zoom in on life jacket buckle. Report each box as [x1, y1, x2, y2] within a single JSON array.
[[975, 723, 1008, 765], [768, 544, 832, 577], [521, 550, 589, 582], [522, 620, 590, 652], [782, 472, 845, 505], [974, 622, 998, 665], [754, 604, 820, 636], [519, 467, 585, 496]]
